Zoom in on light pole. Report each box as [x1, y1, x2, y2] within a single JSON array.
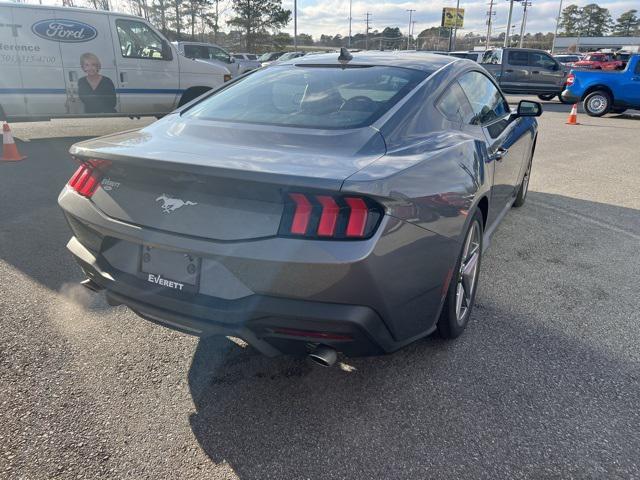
[[519, 1, 531, 48], [551, 0, 563, 53], [504, 0, 515, 47], [406, 9, 416, 50], [293, 0, 297, 50], [452, 0, 460, 50], [348, 0, 352, 48]]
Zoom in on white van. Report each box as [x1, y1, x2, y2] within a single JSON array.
[[0, 2, 230, 122]]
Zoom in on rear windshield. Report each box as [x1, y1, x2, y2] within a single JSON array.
[[184, 65, 428, 129]]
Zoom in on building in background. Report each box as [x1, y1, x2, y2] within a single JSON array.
[[554, 36, 640, 52]]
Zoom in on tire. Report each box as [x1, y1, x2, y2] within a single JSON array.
[[512, 151, 532, 208], [583, 90, 611, 117], [437, 210, 483, 339], [611, 107, 627, 114], [537, 94, 555, 101]]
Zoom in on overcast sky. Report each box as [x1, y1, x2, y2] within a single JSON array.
[[35, 0, 640, 38]]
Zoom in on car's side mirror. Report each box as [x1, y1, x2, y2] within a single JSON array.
[[161, 40, 173, 61], [229, 56, 236, 64], [516, 100, 542, 117]]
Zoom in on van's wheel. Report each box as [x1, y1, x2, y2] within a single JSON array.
[[178, 87, 211, 107], [537, 94, 555, 101], [437, 210, 483, 339], [583, 90, 611, 117]]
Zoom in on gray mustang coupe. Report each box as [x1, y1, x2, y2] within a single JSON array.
[[59, 50, 541, 366]]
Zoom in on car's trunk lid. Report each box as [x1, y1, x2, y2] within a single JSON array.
[[70, 115, 386, 241]]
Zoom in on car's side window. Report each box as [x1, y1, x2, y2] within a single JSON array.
[[509, 51, 529, 66], [458, 71, 510, 128], [116, 20, 169, 60], [436, 81, 474, 126], [530, 52, 557, 70], [208, 47, 231, 64]]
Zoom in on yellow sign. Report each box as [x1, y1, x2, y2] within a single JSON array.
[[441, 8, 465, 28]]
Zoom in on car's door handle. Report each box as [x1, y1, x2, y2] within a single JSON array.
[[120, 72, 127, 83], [491, 147, 509, 162], [532, 71, 540, 74], [505, 69, 514, 73], [68, 71, 78, 82], [632, 76, 640, 81]]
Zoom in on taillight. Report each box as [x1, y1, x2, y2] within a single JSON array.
[[67, 159, 111, 198], [565, 73, 575, 86], [279, 192, 383, 240]]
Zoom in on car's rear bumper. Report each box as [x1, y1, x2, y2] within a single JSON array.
[[68, 235, 421, 357], [561, 89, 581, 104]]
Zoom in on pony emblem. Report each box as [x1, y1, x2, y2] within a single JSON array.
[[155, 194, 198, 214]]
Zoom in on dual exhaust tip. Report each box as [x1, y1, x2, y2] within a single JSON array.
[[81, 278, 339, 367]]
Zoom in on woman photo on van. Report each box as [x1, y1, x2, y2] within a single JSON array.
[[78, 52, 117, 114]]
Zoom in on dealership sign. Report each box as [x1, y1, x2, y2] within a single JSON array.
[[441, 8, 465, 28], [32, 19, 98, 43]]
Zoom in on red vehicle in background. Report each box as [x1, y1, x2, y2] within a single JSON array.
[[573, 52, 625, 70]]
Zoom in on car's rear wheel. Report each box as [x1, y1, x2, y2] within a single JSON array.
[[537, 94, 555, 101], [583, 90, 611, 117], [437, 211, 483, 339]]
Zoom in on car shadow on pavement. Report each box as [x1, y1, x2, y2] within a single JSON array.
[[186, 191, 640, 479], [0, 137, 92, 291]]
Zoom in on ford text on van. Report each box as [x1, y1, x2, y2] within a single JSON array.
[[0, 2, 230, 122]]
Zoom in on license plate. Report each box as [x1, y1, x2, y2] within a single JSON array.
[[140, 246, 200, 292]]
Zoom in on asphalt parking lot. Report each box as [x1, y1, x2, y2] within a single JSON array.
[[1, 99, 639, 479]]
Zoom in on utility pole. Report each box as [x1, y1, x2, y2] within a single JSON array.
[[412, 21, 416, 49], [519, 1, 531, 48], [452, 0, 461, 50], [365, 12, 372, 50], [406, 9, 415, 50], [293, 0, 297, 50], [348, 0, 352, 48], [551, 0, 563, 53], [504, 0, 515, 47], [486, 0, 496, 49]]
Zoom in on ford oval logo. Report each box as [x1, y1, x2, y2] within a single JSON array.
[[32, 19, 98, 43]]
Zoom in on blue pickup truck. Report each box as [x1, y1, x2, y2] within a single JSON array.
[[561, 54, 640, 116]]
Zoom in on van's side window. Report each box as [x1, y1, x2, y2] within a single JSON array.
[[116, 20, 169, 60]]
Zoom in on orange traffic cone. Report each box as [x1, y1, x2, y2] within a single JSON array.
[[566, 103, 579, 125], [2, 122, 26, 162]]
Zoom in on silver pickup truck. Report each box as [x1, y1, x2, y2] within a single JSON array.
[[174, 41, 259, 77], [480, 48, 570, 102]]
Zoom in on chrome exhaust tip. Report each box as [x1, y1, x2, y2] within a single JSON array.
[[80, 278, 103, 293], [308, 345, 338, 367]]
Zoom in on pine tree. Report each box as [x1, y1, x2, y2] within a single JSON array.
[[613, 9, 639, 36]]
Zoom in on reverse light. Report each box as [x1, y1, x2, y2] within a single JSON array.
[[279, 192, 383, 240], [67, 159, 111, 198]]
